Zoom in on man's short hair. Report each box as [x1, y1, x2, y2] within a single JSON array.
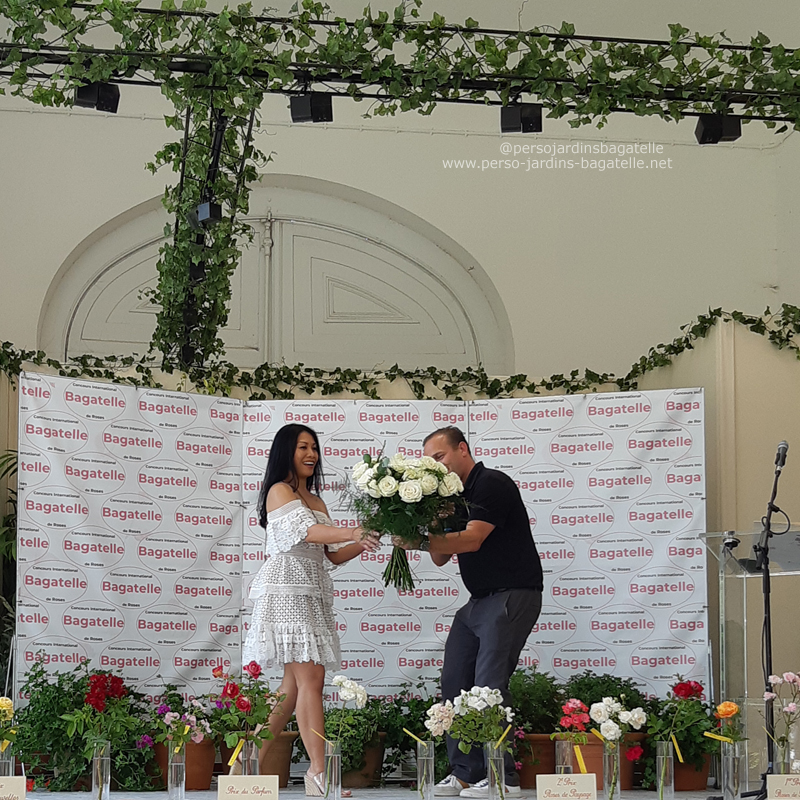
[[423, 426, 472, 455]]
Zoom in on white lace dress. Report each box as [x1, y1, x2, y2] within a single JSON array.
[[243, 499, 343, 671]]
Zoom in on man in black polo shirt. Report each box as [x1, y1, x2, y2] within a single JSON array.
[[395, 426, 543, 798]]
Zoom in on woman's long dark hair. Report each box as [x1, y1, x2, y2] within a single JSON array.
[[256, 424, 324, 528]]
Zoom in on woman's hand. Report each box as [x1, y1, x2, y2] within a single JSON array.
[[357, 531, 381, 552]]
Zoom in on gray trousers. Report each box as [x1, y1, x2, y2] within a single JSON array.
[[442, 588, 543, 785]]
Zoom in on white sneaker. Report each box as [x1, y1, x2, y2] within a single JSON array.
[[460, 778, 522, 798], [435, 774, 470, 797]]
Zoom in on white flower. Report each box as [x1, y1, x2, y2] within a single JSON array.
[[403, 467, 424, 480], [365, 479, 381, 499], [433, 462, 448, 475], [404, 458, 422, 469], [377, 475, 399, 497], [618, 710, 632, 724], [419, 456, 439, 470], [425, 701, 455, 736], [505, 706, 514, 723], [628, 708, 647, 730], [355, 467, 375, 490], [388, 453, 407, 472], [770, 675, 785, 686], [600, 720, 622, 741], [351, 461, 370, 482], [420, 473, 439, 495], [398, 480, 423, 503], [332, 676, 367, 708], [438, 472, 463, 497], [589, 702, 609, 723]]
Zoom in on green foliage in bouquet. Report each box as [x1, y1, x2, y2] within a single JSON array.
[[351, 453, 464, 590], [565, 670, 649, 710]]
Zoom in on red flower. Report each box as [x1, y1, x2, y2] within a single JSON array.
[[221, 682, 240, 700], [626, 745, 644, 762], [107, 675, 127, 699], [26, 779, 34, 792], [673, 681, 704, 700], [212, 667, 224, 679], [235, 696, 252, 713], [243, 661, 262, 679]]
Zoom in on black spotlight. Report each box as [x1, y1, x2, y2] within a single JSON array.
[[74, 82, 120, 114], [196, 201, 222, 227], [695, 114, 741, 144], [500, 103, 542, 133], [290, 93, 333, 123]]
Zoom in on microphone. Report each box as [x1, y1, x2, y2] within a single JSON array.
[[775, 441, 789, 470]]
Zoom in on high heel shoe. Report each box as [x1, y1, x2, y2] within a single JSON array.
[[304, 771, 325, 797]]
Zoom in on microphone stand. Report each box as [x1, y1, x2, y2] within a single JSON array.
[[740, 451, 788, 800]]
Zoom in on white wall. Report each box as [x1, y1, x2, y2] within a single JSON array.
[[1, 0, 799, 379]]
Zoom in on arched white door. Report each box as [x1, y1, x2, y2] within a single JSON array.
[[39, 176, 514, 373]]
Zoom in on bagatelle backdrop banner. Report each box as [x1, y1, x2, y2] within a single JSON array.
[[16, 373, 707, 702]]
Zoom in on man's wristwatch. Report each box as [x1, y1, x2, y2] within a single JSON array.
[[418, 537, 431, 552]]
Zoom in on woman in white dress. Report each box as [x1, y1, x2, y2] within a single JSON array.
[[242, 423, 379, 795]]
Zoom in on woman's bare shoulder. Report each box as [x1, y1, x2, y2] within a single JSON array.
[[266, 482, 299, 512]]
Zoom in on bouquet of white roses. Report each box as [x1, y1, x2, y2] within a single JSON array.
[[350, 453, 465, 590], [589, 697, 647, 800]]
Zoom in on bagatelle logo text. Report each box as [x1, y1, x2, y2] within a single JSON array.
[[16, 378, 706, 699]]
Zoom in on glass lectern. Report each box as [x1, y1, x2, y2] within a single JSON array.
[[703, 528, 800, 788]]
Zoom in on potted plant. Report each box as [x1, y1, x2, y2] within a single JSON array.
[[565, 671, 649, 789], [643, 678, 718, 792], [508, 667, 564, 786], [205, 662, 284, 776], [294, 691, 383, 787], [145, 685, 215, 790], [379, 682, 444, 781]]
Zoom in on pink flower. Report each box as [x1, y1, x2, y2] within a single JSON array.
[[243, 661, 262, 679], [191, 731, 205, 743], [786, 703, 798, 713], [765, 692, 778, 701], [769, 675, 784, 685], [783, 672, 799, 684], [514, 729, 526, 740], [515, 762, 522, 771]]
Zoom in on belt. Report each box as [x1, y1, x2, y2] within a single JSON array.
[[471, 587, 510, 599]]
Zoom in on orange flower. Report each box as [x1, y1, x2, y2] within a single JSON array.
[[716, 701, 739, 719]]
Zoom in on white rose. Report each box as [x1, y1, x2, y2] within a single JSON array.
[[403, 467, 423, 480], [366, 479, 381, 498], [356, 467, 374, 488], [420, 473, 439, 495], [419, 456, 438, 470], [389, 453, 407, 472], [618, 710, 632, 724], [629, 708, 647, 729], [377, 475, 399, 497], [600, 720, 622, 741], [589, 702, 609, 723], [398, 480, 423, 503], [404, 458, 421, 469], [351, 461, 370, 482], [438, 472, 463, 497], [433, 462, 448, 475]]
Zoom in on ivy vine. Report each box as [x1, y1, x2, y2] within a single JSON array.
[[1, 304, 799, 400], [3, 1, 800, 369]]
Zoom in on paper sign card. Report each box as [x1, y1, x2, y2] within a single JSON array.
[[536, 773, 597, 800], [0, 776, 27, 800], [767, 775, 800, 798], [219, 775, 280, 800]]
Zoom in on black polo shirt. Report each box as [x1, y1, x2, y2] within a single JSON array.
[[457, 461, 544, 598]]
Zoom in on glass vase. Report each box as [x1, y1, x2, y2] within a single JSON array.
[[721, 741, 742, 800], [484, 742, 505, 800], [775, 743, 791, 774], [555, 740, 574, 774], [655, 741, 674, 800], [168, 743, 186, 800], [325, 740, 341, 800], [603, 741, 621, 800], [241, 740, 260, 776], [0, 743, 14, 778], [417, 741, 434, 800], [92, 740, 111, 800]]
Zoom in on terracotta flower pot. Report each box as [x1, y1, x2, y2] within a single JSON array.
[[154, 739, 216, 790], [674, 753, 712, 791], [342, 733, 386, 788], [518, 734, 556, 789], [573, 738, 604, 790]]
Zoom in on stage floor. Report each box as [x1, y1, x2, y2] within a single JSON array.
[[36, 789, 716, 800]]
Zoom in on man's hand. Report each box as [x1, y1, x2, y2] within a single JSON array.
[[391, 534, 422, 550]]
